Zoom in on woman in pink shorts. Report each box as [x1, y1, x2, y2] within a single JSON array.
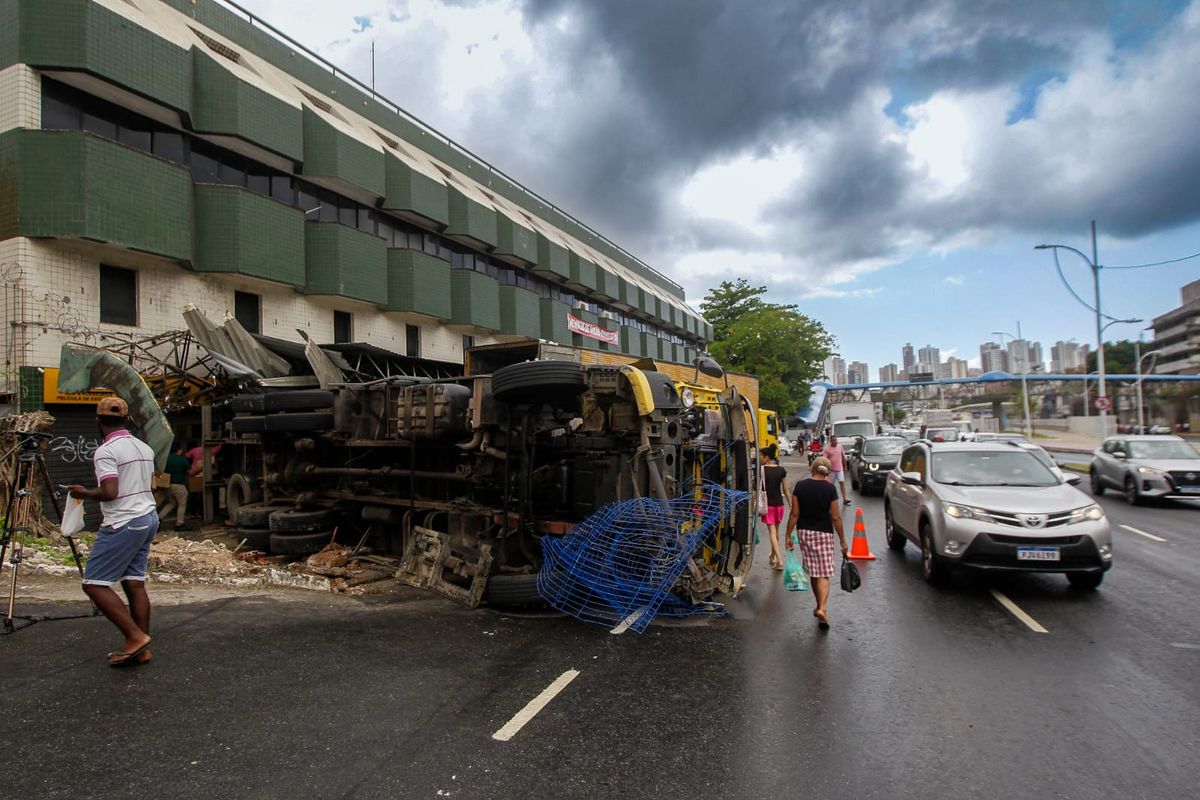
[[760, 446, 789, 570]]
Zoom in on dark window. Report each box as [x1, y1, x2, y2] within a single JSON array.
[[246, 163, 270, 196], [378, 217, 395, 246], [191, 148, 219, 183], [117, 123, 151, 152], [423, 234, 439, 257], [42, 92, 81, 130], [234, 291, 261, 334], [333, 311, 353, 343], [152, 131, 186, 164], [99, 265, 137, 326], [271, 175, 295, 205], [218, 154, 245, 186], [406, 324, 420, 358], [338, 201, 355, 227], [82, 111, 116, 140], [357, 207, 376, 235]]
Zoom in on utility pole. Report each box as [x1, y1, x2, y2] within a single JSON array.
[[1091, 221, 1108, 439]]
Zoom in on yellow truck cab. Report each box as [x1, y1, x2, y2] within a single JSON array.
[[757, 409, 781, 454]]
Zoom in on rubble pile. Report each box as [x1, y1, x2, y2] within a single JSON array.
[[305, 544, 399, 593], [148, 536, 261, 580]]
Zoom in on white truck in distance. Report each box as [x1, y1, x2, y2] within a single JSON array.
[[828, 401, 878, 449]]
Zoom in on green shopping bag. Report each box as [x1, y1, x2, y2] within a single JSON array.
[[784, 535, 809, 592]]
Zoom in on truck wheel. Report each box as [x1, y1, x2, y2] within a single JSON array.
[[484, 573, 544, 606], [236, 503, 280, 528], [263, 390, 336, 412], [263, 412, 334, 432], [234, 527, 271, 551], [225, 473, 260, 520], [230, 415, 266, 433], [269, 531, 334, 556], [230, 394, 266, 413], [269, 508, 338, 533], [491, 361, 585, 404]]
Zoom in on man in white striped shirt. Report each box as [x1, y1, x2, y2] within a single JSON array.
[[68, 397, 159, 667]]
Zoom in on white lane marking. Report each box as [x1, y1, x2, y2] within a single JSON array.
[[1119, 524, 1167, 543], [1170, 642, 1200, 650], [989, 589, 1048, 634], [491, 669, 581, 742], [609, 606, 647, 635]]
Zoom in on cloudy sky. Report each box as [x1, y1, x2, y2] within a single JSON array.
[[234, 0, 1200, 378]]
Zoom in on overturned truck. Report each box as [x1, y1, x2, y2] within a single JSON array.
[[223, 351, 759, 608]]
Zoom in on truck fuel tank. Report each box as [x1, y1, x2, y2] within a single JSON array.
[[394, 382, 472, 441]]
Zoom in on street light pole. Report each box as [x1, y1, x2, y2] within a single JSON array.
[[1090, 221, 1108, 439], [1135, 341, 1159, 434]]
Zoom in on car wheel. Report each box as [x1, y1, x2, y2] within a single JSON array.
[[1123, 475, 1141, 506], [884, 504, 906, 552], [851, 470, 860, 491], [1090, 469, 1105, 496], [1067, 571, 1104, 590], [920, 521, 948, 584]]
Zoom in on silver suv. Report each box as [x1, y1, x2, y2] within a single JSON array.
[[884, 442, 1113, 589], [1089, 435, 1200, 504]]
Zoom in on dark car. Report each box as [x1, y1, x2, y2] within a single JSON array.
[[849, 436, 907, 495]]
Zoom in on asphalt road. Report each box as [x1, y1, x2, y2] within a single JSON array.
[[3, 457, 1197, 800]]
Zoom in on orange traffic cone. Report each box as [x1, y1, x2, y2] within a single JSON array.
[[848, 507, 876, 561]]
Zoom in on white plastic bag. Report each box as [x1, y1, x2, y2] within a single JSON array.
[[60, 496, 85, 537]]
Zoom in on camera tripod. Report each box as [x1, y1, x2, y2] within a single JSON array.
[[0, 430, 95, 634]]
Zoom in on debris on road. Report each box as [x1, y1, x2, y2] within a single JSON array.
[[148, 536, 261, 580]]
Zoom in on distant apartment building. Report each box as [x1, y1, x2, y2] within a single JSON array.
[[901, 343, 915, 371], [918, 345, 940, 368], [980, 342, 1008, 372], [824, 356, 848, 385], [1151, 279, 1200, 375], [879, 363, 899, 382], [1007, 339, 1042, 374], [947, 357, 969, 379], [847, 361, 869, 385], [1051, 340, 1088, 373]]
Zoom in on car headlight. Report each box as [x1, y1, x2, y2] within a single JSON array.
[[944, 503, 994, 523], [1135, 466, 1162, 476], [867, 463, 880, 471], [1069, 504, 1105, 523], [680, 388, 695, 408]]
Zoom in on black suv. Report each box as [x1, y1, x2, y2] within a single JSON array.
[[849, 436, 907, 495]]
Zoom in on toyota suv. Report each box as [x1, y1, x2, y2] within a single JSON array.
[[1090, 435, 1200, 504], [884, 441, 1112, 589]]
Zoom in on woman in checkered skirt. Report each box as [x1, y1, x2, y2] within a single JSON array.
[[785, 456, 848, 629]]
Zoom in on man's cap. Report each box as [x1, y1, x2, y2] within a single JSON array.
[[96, 396, 129, 417]]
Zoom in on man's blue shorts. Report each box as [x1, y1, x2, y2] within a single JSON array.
[[82, 510, 159, 586]]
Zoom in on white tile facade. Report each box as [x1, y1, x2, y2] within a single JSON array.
[[0, 237, 482, 393], [0, 64, 40, 133]]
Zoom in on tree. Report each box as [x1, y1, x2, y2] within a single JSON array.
[[699, 279, 792, 341], [1085, 340, 1137, 374], [708, 307, 835, 416]]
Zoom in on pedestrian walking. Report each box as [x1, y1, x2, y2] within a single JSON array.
[[823, 434, 851, 504], [157, 442, 191, 530], [68, 397, 158, 667], [784, 456, 848, 629], [760, 445, 789, 571]]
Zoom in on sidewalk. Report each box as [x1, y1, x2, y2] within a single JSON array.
[[1025, 428, 1101, 454]]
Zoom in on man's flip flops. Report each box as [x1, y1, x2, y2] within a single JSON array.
[[107, 638, 152, 668]]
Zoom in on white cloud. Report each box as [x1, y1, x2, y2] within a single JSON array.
[[943, 274, 965, 285]]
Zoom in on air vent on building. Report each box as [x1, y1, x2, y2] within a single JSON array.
[[374, 129, 399, 150], [298, 89, 346, 122], [191, 27, 244, 65]]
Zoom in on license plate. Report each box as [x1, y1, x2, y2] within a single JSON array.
[[1017, 547, 1060, 561]]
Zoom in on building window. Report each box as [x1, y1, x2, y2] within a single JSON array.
[[462, 335, 475, 354], [99, 265, 137, 326], [334, 311, 353, 343], [234, 291, 261, 334], [406, 325, 421, 358]]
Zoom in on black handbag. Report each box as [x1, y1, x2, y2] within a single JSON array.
[[840, 556, 861, 592]]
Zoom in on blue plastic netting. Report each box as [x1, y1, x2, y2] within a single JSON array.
[[537, 481, 750, 632]]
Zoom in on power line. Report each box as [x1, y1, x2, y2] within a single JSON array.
[[1052, 249, 1120, 321], [1105, 250, 1200, 270]]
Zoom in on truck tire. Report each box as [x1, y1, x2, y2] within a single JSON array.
[[269, 508, 338, 533], [269, 531, 333, 556], [225, 473, 260, 519], [230, 415, 266, 433], [264, 390, 335, 412], [230, 394, 266, 413], [263, 412, 334, 432], [484, 573, 544, 607], [491, 361, 585, 404], [235, 503, 280, 528], [234, 527, 272, 552]]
